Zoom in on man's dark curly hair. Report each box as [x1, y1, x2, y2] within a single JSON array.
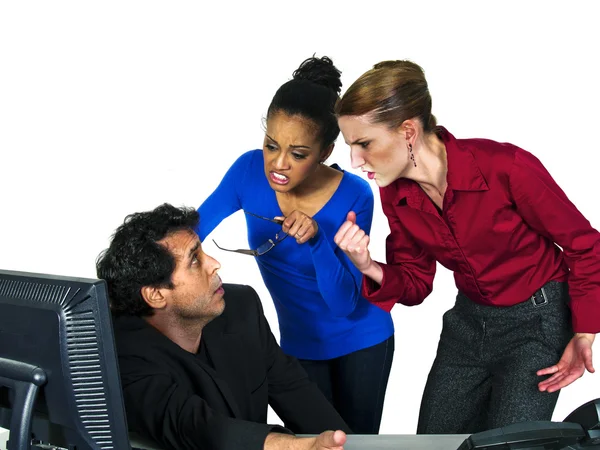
[[96, 203, 200, 317]]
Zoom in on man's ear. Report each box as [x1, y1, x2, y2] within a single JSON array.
[[141, 286, 167, 310], [320, 143, 335, 162]]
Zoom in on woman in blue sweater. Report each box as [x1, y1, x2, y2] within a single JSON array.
[[197, 56, 394, 434]]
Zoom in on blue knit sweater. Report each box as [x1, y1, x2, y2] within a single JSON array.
[[198, 150, 394, 360]]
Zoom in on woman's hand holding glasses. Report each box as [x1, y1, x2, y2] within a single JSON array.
[[275, 210, 319, 245]]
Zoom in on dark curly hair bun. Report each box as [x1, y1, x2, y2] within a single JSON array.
[[292, 56, 342, 95]]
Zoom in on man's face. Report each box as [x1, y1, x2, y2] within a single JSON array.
[[158, 229, 225, 321]]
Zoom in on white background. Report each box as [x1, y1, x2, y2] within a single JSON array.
[[1, 0, 599, 436]]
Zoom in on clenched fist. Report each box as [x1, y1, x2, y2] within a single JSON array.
[[334, 211, 372, 272]]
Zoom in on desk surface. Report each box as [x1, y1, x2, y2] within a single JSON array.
[[130, 433, 470, 450], [342, 434, 469, 449]]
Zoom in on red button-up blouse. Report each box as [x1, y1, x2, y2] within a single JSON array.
[[362, 127, 600, 333]]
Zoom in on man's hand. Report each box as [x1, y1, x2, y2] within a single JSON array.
[[264, 430, 346, 450], [537, 333, 596, 392], [310, 430, 346, 450]]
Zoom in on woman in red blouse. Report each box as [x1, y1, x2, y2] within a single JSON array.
[[333, 60, 598, 434]]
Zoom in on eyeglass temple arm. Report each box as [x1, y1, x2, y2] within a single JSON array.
[[212, 239, 258, 256], [244, 211, 285, 225]]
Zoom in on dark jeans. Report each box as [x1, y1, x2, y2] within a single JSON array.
[[298, 335, 394, 434], [417, 281, 573, 434]]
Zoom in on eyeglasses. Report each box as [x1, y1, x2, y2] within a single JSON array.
[[212, 211, 288, 257]]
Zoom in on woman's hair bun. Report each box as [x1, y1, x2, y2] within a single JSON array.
[[372, 60, 405, 70], [292, 55, 342, 95], [373, 60, 426, 77]]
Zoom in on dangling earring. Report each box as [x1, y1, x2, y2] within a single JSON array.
[[408, 143, 417, 167]]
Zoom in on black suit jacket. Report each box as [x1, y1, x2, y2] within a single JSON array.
[[113, 284, 350, 450]]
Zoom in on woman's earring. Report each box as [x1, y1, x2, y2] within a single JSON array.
[[408, 143, 417, 167]]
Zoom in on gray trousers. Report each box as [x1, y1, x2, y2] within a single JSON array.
[[417, 281, 573, 434]]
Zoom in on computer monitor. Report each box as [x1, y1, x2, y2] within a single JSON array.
[[0, 269, 131, 450]]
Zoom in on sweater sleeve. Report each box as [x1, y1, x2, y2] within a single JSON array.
[[197, 151, 255, 241], [306, 179, 375, 317]]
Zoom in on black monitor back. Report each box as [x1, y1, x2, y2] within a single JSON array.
[[0, 269, 131, 449]]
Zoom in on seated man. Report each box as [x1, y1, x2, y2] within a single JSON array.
[[96, 203, 350, 450]]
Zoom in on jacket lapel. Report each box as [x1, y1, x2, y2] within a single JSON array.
[[201, 317, 244, 418]]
